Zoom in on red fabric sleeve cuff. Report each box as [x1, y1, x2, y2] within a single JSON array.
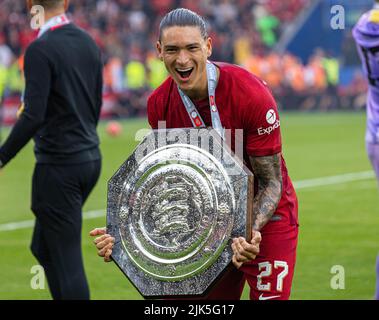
[[246, 145, 282, 157]]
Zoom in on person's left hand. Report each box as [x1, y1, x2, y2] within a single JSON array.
[[231, 230, 262, 269], [89, 227, 115, 262]]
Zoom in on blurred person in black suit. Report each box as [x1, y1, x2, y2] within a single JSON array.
[[0, 0, 103, 300]]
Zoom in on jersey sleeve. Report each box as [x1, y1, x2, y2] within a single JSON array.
[[242, 80, 282, 157], [147, 83, 169, 130], [0, 42, 52, 167], [147, 93, 158, 129]]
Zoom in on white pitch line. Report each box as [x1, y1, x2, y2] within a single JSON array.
[[293, 170, 376, 189], [0, 170, 376, 232], [0, 220, 35, 231], [0, 209, 105, 232]]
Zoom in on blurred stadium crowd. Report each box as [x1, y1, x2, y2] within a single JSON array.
[[0, 0, 367, 123]]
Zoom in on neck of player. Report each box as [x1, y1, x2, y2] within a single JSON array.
[[183, 65, 220, 101], [44, 9, 66, 23]]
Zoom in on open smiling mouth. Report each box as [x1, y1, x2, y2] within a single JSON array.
[[176, 67, 194, 80]]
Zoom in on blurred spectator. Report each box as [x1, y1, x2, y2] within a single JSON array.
[[0, 34, 13, 68], [146, 51, 168, 89], [103, 55, 124, 93], [253, 5, 279, 49]]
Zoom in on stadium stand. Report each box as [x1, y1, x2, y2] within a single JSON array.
[[0, 0, 368, 124]]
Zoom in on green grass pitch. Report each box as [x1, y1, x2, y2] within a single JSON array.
[[0, 112, 378, 300]]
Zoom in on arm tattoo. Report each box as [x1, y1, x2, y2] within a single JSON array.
[[249, 153, 282, 231]]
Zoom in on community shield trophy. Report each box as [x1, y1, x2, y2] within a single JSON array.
[[106, 128, 254, 298]]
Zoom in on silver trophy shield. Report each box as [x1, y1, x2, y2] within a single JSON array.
[[106, 128, 254, 298]]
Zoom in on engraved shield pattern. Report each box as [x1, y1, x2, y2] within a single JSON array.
[[107, 129, 253, 297]]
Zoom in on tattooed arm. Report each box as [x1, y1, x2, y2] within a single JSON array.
[[250, 153, 283, 231], [231, 153, 282, 268]]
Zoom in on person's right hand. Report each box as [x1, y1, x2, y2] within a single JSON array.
[[89, 227, 115, 262], [231, 230, 261, 269]]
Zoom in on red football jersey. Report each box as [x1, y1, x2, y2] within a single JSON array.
[[147, 62, 298, 229]]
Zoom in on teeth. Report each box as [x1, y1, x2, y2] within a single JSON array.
[[176, 68, 193, 72]]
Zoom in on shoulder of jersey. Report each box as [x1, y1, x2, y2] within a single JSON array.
[[149, 76, 173, 98], [215, 61, 269, 89], [26, 36, 47, 54], [147, 77, 174, 110]]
